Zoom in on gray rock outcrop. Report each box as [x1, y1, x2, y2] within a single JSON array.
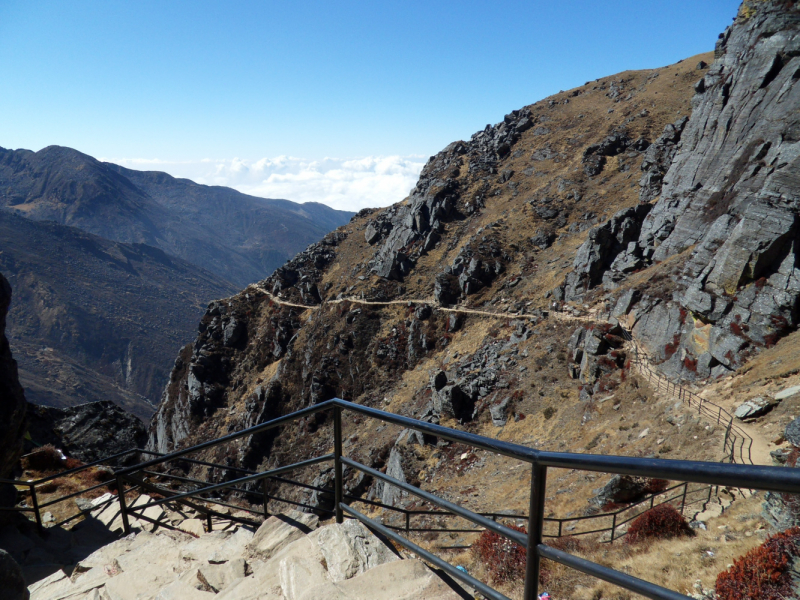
[[560, 2, 800, 378], [0, 273, 26, 478], [561, 205, 652, 301], [25, 401, 147, 464]]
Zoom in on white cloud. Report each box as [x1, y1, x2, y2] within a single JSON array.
[[103, 155, 427, 212]]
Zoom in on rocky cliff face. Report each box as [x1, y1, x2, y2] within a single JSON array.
[[26, 401, 147, 464], [557, 1, 800, 383], [147, 2, 798, 516], [0, 274, 27, 477], [0, 212, 236, 417]]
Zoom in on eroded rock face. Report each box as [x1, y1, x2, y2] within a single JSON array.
[[367, 108, 538, 282], [561, 204, 652, 301], [561, 1, 800, 379], [0, 273, 26, 478], [25, 401, 147, 463]]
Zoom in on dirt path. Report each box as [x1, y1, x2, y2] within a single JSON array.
[[246, 284, 598, 324]]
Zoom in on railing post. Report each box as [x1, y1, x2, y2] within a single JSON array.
[[557, 520, 562, 538], [333, 406, 344, 524], [206, 512, 213, 532], [262, 478, 270, 520], [29, 483, 43, 532], [523, 464, 547, 600], [116, 475, 131, 535], [610, 513, 616, 543], [680, 483, 688, 515]]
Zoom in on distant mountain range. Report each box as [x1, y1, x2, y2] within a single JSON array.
[[0, 145, 353, 287], [0, 145, 354, 417]]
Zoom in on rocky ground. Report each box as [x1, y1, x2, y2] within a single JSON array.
[[3, 496, 469, 600]]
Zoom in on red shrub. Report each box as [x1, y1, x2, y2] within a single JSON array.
[[64, 457, 84, 469], [715, 527, 800, 600], [683, 357, 698, 372], [22, 445, 65, 471], [473, 525, 528, 584], [755, 277, 767, 289], [679, 307, 688, 322], [730, 321, 744, 336], [626, 505, 693, 544], [664, 334, 681, 359], [643, 478, 670, 495]]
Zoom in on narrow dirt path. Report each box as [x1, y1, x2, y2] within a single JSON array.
[[246, 284, 598, 324]]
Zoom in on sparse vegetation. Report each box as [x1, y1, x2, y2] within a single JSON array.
[[472, 525, 528, 584], [626, 505, 694, 544], [715, 527, 800, 600], [22, 445, 65, 471]]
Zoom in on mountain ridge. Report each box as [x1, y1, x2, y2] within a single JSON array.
[[0, 145, 354, 287], [0, 208, 237, 418]]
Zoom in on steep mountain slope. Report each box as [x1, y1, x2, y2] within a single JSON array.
[[0, 210, 237, 418], [0, 146, 353, 287], [558, 3, 800, 384], [141, 2, 799, 597], [146, 43, 713, 455]]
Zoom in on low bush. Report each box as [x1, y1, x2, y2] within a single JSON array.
[[626, 504, 693, 544], [715, 527, 800, 600], [472, 525, 527, 584], [22, 445, 65, 472], [642, 478, 669, 495], [545, 536, 583, 553]]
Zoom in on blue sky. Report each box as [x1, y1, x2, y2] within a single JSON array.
[[0, 0, 741, 209]]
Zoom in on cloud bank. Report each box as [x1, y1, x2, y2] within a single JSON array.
[[105, 155, 427, 212]]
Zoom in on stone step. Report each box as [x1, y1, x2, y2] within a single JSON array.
[[27, 510, 468, 600]]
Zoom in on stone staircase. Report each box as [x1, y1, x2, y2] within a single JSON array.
[[25, 495, 469, 600]]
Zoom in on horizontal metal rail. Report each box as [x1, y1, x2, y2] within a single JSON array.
[[334, 399, 796, 492], [341, 456, 527, 546], [538, 545, 689, 600], [127, 454, 334, 512], [19, 397, 799, 600], [343, 503, 511, 600]]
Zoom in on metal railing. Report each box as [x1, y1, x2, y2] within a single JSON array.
[[620, 329, 754, 464], [0, 448, 142, 529], [97, 398, 800, 600]]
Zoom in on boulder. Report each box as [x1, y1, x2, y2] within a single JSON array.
[[734, 397, 777, 420], [0, 549, 28, 600], [786, 418, 800, 448], [432, 383, 474, 422], [296, 558, 464, 600], [308, 520, 398, 582], [490, 397, 511, 427], [246, 511, 319, 560], [380, 448, 407, 507], [775, 385, 800, 401], [591, 475, 651, 507], [26, 401, 147, 464]]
